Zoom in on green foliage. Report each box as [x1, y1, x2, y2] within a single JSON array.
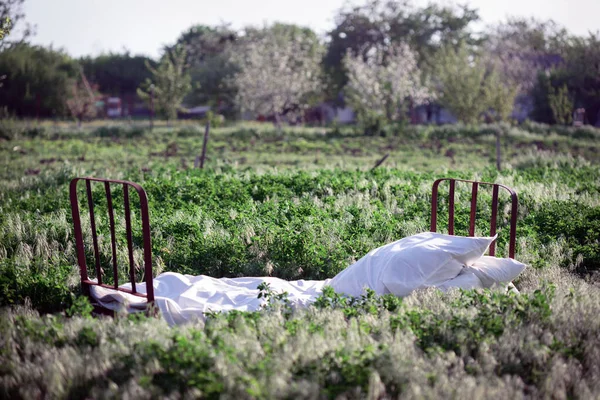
[[356, 109, 389, 136], [79, 52, 156, 96], [204, 110, 225, 128], [2, 280, 598, 399], [531, 72, 559, 123], [530, 34, 600, 126], [0, 16, 10, 40], [434, 43, 521, 124], [0, 123, 599, 313], [483, 68, 520, 122], [91, 125, 147, 138], [526, 201, 600, 272], [137, 45, 192, 121], [65, 295, 93, 319], [314, 286, 403, 317], [432, 43, 490, 124], [0, 259, 74, 313], [170, 24, 238, 112], [548, 84, 573, 125], [0, 43, 78, 117], [324, 0, 480, 99]]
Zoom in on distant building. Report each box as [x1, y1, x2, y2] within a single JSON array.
[[178, 105, 211, 119], [106, 97, 122, 118]]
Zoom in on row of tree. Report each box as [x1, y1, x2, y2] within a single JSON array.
[[0, 0, 599, 126]]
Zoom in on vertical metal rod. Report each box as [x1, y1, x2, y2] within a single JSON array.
[[123, 185, 136, 294], [448, 180, 455, 235], [430, 180, 440, 232], [69, 180, 89, 290], [86, 180, 102, 284], [509, 192, 518, 259], [489, 185, 499, 256], [137, 188, 154, 302], [469, 182, 478, 236], [104, 182, 119, 289]]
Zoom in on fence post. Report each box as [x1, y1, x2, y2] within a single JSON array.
[[200, 120, 210, 169]]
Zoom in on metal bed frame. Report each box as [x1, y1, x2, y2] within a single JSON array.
[[69, 177, 518, 315]]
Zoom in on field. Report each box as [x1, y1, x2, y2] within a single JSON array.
[[1, 120, 600, 399]]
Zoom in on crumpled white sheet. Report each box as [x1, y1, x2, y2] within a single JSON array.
[[89, 233, 526, 326], [90, 273, 331, 325]]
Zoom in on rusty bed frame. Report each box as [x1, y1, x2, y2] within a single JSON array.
[[69, 177, 518, 315]]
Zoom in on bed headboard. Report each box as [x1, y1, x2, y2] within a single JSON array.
[[69, 177, 154, 309], [430, 178, 518, 258]]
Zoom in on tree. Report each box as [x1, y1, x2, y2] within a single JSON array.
[[483, 17, 567, 92], [137, 46, 192, 123], [432, 44, 489, 124], [0, 43, 77, 117], [79, 52, 155, 96], [483, 68, 520, 123], [0, 0, 35, 49], [559, 34, 600, 125], [343, 42, 432, 127], [230, 24, 323, 127], [433, 43, 519, 124], [0, 17, 10, 40], [529, 32, 600, 125], [167, 24, 238, 113], [324, 0, 480, 100], [548, 84, 573, 125], [66, 67, 98, 127]]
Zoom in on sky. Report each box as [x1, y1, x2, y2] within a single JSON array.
[[22, 0, 600, 59]]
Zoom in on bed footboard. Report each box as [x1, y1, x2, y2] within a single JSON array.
[[70, 177, 154, 314], [430, 178, 518, 259]]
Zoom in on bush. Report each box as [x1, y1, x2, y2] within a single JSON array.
[[92, 126, 146, 139]]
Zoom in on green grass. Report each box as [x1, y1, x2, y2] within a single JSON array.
[[0, 121, 599, 398]]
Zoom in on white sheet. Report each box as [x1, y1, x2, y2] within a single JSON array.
[[89, 233, 526, 326], [90, 273, 331, 325]]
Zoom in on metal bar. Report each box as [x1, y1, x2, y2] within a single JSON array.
[[448, 180, 455, 235], [123, 185, 136, 294], [136, 186, 154, 303], [489, 185, 499, 256], [469, 182, 478, 237], [104, 182, 119, 289], [86, 180, 102, 285], [82, 280, 148, 298], [509, 191, 518, 259], [69, 180, 89, 291], [429, 177, 518, 258], [430, 179, 441, 232]]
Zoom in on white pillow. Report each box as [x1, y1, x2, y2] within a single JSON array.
[[437, 271, 484, 292], [463, 256, 527, 288], [330, 232, 497, 297]]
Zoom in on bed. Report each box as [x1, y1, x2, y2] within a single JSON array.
[[69, 177, 519, 319]]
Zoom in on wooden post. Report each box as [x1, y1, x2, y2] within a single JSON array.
[[199, 121, 210, 169], [371, 153, 390, 171]]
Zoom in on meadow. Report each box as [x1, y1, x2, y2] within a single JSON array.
[[1, 120, 599, 399]]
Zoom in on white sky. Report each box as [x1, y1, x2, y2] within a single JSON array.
[[23, 0, 600, 59]]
